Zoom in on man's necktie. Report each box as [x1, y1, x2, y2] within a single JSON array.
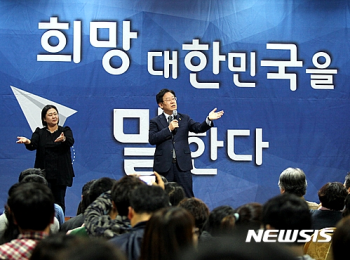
[[167, 115, 176, 159]]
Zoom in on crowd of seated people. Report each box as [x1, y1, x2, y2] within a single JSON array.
[[0, 167, 350, 260]]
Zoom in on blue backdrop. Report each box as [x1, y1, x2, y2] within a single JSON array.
[[1, 0, 349, 216]]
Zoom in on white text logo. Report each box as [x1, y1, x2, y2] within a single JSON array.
[[246, 229, 333, 243]]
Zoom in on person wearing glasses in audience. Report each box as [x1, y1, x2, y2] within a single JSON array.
[[149, 89, 224, 198]]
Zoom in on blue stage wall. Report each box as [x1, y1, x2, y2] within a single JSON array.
[[1, 0, 349, 216]]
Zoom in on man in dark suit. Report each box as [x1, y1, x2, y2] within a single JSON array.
[[149, 89, 224, 197]]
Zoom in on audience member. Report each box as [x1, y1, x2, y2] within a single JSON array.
[[311, 182, 347, 229], [342, 193, 350, 217], [139, 207, 195, 260], [20, 174, 64, 227], [18, 168, 46, 182], [332, 215, 350, 260], [60, 179, 95, 233], [262, 193, 313, 259], [0, 183, 21, 244], [0, 182, 55, 260], [343, 171, 350, 193], [164, 182, 186, 206], [56, 238, 127, 260], [201, 205, 237, 239], [76, 179, 96, 215], [178, 197, 209, 239], [235, 202, 263, 231], [0, 181, 60, 245], [68, 177, 116, 237], [4, 167, 347, 260], [110, 185, 169, 260], [84, 175, 145, 238], [278, 167, 319, 209], [29, 232, 85, 260]]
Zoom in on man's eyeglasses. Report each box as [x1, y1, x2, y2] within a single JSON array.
[[163, 97, 177, 103]]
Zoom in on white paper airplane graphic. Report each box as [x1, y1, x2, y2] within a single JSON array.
[[11, 86, 77, 132]]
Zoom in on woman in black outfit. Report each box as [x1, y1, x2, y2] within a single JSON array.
[[17, 104, 75, 213]]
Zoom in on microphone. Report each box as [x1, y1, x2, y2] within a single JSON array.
[[172, 110, 178, 134], [172, 110, 177, 120]]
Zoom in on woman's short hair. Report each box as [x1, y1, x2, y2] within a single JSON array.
[[318, 182, 347, 210]]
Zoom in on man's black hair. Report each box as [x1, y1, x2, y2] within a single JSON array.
[[262, 193, 312, 244], [156, 89, 176, 104], [130, 185, 169, 214], [8, 182, 54, 231], [21, 174, 48, 186], [88, 177, 117, 203], [111, 175, 145, 216], [18, 168, 46, 182]]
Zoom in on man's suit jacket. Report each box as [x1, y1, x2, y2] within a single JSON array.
[[149, 113, 212, 173], [310, 209, 342, 229]]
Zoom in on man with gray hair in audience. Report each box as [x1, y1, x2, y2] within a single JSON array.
[[278, 167, 319, 210]]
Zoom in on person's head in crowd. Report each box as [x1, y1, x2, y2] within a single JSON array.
[[160, 175, 168, 185], [29, 233, 85, 260], [76, 179, 96, 215], [0, 183, 21, 244], [278, 167, 307, 197], [88, 177, 117, 204], [21, 174, 48, 186], [344, 172, 350, 193], [140, 207, 195, 260], [178, 198, 209, 237], [111, 175, 145, 217], [203, 205, 237, 237], [342, 194, 350, 218], [165, 182, 186, 206], [262, 193, 311, 248], [179, 236, 296, 260], [332, 215, 350, 260], [18, 168, 46, 182], [8, 182, 55, 232], [128, 185, 170, 226], [56, 238, 126, 260], [318, 182, 347, 211], [235, 202, 263, 231]]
